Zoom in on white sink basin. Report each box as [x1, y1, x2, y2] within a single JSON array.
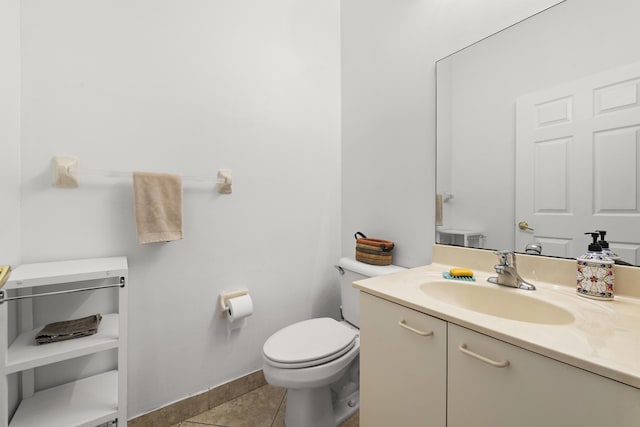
[[420, 280, 574, 325]]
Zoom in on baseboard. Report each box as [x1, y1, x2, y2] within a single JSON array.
[[127, 369, 267, 427]]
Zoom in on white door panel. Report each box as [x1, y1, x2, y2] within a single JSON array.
[[516, 61, 640, 263]]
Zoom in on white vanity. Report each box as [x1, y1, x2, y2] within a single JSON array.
[[355, 245, 640, 427]]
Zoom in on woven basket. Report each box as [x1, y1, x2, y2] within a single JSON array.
[[354, 232, 395, 266]]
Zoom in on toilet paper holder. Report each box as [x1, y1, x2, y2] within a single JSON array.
[[219, 289, 249, 317]]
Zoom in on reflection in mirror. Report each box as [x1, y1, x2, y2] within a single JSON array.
[[436, 0, 640, 266]]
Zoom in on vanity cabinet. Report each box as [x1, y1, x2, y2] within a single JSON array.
[[360, 293, 640, 427], [448, 323, 640, 427], [0, 257, 128, 427], [359, 292, 447, 427]]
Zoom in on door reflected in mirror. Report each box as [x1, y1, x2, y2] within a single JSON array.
[[436, 0, 640, 266]]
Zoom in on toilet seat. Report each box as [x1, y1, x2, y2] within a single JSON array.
[[263, 318, 357, 369]]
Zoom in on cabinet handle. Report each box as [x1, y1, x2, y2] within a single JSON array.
[[398, 320, 434, 336], [459, 344, 510, 368]]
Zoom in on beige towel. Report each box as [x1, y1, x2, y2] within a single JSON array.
[[435, 193, 443, 226], [133, 171, 183, 244]]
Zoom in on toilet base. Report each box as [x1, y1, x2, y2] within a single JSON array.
[[284, 386, 359, 427], [286, 387, 334, 427], [333, 389, 359, 425]]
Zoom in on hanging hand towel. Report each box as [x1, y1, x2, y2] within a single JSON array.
[[435, 193, 444, 226], [133, 171, 183, 244]]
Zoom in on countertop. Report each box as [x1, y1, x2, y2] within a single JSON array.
[[353, 262, 640, 390]]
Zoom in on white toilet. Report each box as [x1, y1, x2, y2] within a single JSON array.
[[262, 257, 405, 427]]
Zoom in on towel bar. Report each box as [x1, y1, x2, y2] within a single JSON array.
[[51, 156, 233, 193], [0, 277, 125, 304]]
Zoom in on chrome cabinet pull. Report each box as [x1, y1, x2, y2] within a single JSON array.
[[398, 320, 434, 336], [459, 343, 510, 368]]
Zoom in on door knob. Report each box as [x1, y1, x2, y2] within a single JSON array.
[[518, 221, 534, 231]]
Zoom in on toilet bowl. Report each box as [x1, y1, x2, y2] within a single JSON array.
[[263, 318, 360, 427], [262, 258, 405, 427]]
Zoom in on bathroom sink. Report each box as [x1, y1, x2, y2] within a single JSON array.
[[420, 281, 574, 325]]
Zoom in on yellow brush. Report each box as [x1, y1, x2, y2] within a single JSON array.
[[443, 267, 475, 281], [449, 268, 474, 277], [0, 265, 11, 289]]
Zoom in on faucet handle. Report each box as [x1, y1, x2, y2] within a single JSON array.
[[490, 250, 536, 291], [495, 250, 513, 255], [494, 250, 514, 266]]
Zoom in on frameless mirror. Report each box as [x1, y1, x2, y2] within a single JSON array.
[[436, 0, 640, 265]]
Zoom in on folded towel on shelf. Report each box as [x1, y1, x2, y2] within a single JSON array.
[[133, 171, 183, 244], [36, 314, 102, 344]]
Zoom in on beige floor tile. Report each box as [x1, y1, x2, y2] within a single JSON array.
[[186, 384, 286, 427], [271, 397, 286, 427], [178, 423, 218, 427], [339, 411, 360, 427]]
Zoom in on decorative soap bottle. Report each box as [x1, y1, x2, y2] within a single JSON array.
[[576, 232, 614, 300], [595, 230, 621, 262]]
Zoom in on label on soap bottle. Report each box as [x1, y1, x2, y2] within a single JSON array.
[[576, 256, 614, 300]]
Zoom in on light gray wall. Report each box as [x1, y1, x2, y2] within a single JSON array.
[[0, 0, 21, 267], [341, 0, 564, 268], [19, 0, 340, 418], [0, 0, 21, 418]]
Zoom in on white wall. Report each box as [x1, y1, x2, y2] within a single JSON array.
[[0, 0, 21, 267], [341, 0, 564, 267], [0, 0, 21, 418], [19, 0, 340, 418]]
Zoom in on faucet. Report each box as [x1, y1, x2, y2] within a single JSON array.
[[487, 250, 536, 290], [525, 243, 542, 255]]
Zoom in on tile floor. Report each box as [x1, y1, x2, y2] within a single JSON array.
[[170, 384, 359, 427]]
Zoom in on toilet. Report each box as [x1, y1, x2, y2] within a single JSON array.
[[262, 257, 405, 427]]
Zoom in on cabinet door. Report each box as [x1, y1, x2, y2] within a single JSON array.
[[448, 323, 640, 427], [360, 292, 447, 427]]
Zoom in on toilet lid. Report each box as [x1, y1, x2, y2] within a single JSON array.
[[263, 318, 357, 368]]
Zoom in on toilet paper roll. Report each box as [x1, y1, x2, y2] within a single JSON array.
[[227, 294, 253, 323]]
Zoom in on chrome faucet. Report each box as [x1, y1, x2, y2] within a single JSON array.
[[487, 250, 536, 291], [525, 243, 542, 255]]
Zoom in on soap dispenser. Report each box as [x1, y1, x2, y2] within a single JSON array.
[[595, 230, 621, 262], [576, 232, 614, 300]]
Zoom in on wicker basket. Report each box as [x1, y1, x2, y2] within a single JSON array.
[[354, 232, 395, 266]]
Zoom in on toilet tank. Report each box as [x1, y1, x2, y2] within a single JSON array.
[[336, 257, 406, 328]]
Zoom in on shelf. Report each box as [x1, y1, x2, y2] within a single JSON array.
[[4, 257, 127, 290], [6, 313, 119, 373], [1, 257, 127, 427], [9, 370, 118, 427], [437, 228, 483, 236]]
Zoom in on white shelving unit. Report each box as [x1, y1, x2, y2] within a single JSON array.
[[0, 257, 128, 427], [436, 228, 485, 248]]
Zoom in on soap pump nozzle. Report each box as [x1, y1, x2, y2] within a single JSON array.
[[585, 232, 602, 252], [596, 229, 621, 261], [596, 230, 609, 247]]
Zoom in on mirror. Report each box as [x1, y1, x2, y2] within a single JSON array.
[[436, 0, 640, 265]]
